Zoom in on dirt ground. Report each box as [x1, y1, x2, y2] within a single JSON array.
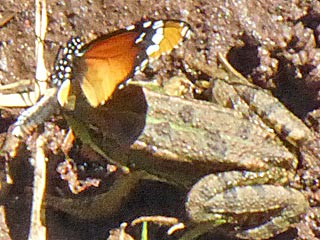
[[0, 0, 320, 240]]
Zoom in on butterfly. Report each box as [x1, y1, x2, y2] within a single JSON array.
[[52, 19, 192, 108]]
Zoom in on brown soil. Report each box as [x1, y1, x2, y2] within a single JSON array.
[[0, 0, 320, 240]]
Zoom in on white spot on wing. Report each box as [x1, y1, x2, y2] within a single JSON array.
[[76, 52, 84, 57], [139, 59, 149, 71], [182, 26, 191, 39], [118, 83, 125, 89], [65, 66, 72, 73], [152, 20, 164, 29], [143, 21, 152, 28], [151, 28, 164, 44], [126, 25, 135, 31], [146, 44, 160, 56], [135, 32, 146, 43]]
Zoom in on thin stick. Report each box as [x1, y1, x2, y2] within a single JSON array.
[[35, 0, 48, 95], [27, 1, 48, 239], [0, 79, 32, 91], [27, 135, 47, 240]]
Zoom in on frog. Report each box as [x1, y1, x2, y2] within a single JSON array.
[[63, 72, 312, 239], [178, 54, 316, 239]]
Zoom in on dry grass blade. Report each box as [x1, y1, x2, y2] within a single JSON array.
[[28, 135, 47, 240], [0, 12, 14, 28], [34, 0, 48, 93], [131, 216, 179, 226], [0, 91, 39, 108]]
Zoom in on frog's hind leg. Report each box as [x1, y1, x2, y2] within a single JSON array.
[[236, 187, 309, 239]]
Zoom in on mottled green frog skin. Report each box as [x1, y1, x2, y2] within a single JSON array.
[[181, 55, 315, 240], [186, 170, 309, 239]]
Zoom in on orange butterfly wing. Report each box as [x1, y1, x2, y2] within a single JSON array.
[[148, 21, 190, 59], [79, 31, 140, 107], [72, 20, 191, 108]]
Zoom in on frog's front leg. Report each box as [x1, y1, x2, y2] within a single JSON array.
[[185, 171, 309, 239]]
